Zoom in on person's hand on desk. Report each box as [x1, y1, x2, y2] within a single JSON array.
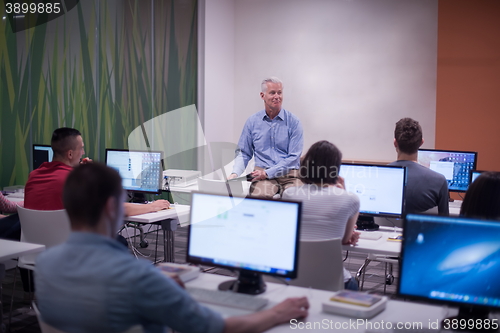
[[343, 231, 361, 246], [148, 200, 170, 211], [272, 297, 309, 323], [124, 200, 171, 217], [223, 296, 309, 332], [228, 173, 238, 180]]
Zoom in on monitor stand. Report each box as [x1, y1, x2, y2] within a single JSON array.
[[442, 307, 498, 332], [356, 216, 379, 231], [218, 270, 267, 295]]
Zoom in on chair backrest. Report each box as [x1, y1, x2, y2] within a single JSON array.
[[17, 206, 71, 265], [288, 238, 344, 291], [33, 302, 68, 333], [197, 178, 246, 197]]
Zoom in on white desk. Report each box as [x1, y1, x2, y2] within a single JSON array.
[[169, 181, 252, 196], [342, 227, 402, 287], [449, 200, 462, 216], [0, 239, 45, 262], [342, 227, 401, 257], [168, 183, 199, 194], [3, 193, 24, 203], [0, 239, 45, 331], [124, 205, 190, 262], [186, 273, 454, 332]]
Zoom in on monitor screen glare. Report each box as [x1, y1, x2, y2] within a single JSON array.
[[400, 214, 500, 318], [339, 164, 406, 218], [105, 149, 163, 194], [187, 192, 301, 294], [418, 149, 477, 192]]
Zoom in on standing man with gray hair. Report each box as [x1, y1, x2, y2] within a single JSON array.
[[229, 77, 304, 198]]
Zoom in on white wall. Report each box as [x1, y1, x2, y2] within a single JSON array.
[[203, 0, 438, 162], [200, 0, 235, 144]]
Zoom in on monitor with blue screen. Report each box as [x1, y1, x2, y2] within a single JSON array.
[[399, 214, 500, 323], [339, 163, 406, 230], [470, 170, 484, 186], [187, 192, 302, 295], [105, 149, 163, 195], [418, 149, 477, 192]]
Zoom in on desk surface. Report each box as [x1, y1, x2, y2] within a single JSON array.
[[343, 227, 401, 257], [4, 193, 24, 203], [186, 273, 453, 332], [169, 181, 252, 195], [124, 204, 190, 225], [169, 183, 199, 194], [0, 239, 45, 261]]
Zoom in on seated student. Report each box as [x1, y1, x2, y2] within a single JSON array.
[[24, 127, 170, 215], [35, 163, 309, 333], [22, 127, 168, 293], [0, 192, 23, 240], [282, 140, 361, 291], [460, 171, 500, 219], [389, 118, 449, 215]]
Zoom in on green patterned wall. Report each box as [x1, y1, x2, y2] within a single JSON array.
[[0, 0, 197, 188]]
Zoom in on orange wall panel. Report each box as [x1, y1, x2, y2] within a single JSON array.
[[436, 0, 500, 172]]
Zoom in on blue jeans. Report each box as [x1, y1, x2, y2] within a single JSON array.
[[344, 277, 359, 291]]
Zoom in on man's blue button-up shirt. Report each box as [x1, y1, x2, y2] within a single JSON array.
[[232, 109, 303, 179]]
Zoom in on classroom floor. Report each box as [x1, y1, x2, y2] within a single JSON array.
[[2, 225, 400, 332]]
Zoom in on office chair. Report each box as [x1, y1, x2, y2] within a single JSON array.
[[16, 207, 71, 270], [266, 238, 344, 291], [10, 207, 71, 327]]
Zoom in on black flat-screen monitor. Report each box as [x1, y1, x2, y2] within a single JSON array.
[[418, 149, 478, 192], [400, 214, 500, 325], [339, 164, 406, 230], [187, 192, 302, 295], [32, 144, 54, 170], [105, 149, 163, 195]]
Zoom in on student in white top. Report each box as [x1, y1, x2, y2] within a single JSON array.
[[282, 140, 361, 290]]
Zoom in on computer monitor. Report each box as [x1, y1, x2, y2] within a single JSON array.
[[470, 170, 485, 186], [187, 192, 302, 295], [418, 149, 478, 192], [32, 144, 54, 170], [105, 149, 163, 195], [339, 164, 406, 230], [400, 214, 500, 324]]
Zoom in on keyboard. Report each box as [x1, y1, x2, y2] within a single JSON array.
[[186, 286, 269, 311], [358, 231, 383, 240]]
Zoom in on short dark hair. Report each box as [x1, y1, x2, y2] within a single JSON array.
[[299, 140, 342, 185], [394, 118, 422, 155], [63, 163, 123, 228], [460, 172, 500, 220], [51, 127, 82, 158]]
